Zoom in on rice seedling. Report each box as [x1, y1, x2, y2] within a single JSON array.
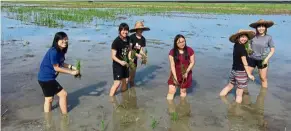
[[129, 49, 137, 70], [100, 120, 105, 131], [121, 54, 129, 68], [151, 117, 158, 129], [74, 59, 81, 79], [172, 62, 187, 88], [181, 63, 187, 86], [244, 41, 253, 56], [141, 48, 147, 65], [171, 112, 178, 122]]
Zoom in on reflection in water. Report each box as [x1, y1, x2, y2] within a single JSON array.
[[221, 87, 268, 131], [44, 112, 56, 131], [110, 88, 146, 131], [167, 98, 191, 131], [43, 113, 69, 131]]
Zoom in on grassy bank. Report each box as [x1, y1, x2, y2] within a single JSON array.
[[3, 1, 291, 14], [2, 2, 291, 28]]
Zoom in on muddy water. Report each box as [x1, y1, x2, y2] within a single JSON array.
[[1, 10, 291, 131]]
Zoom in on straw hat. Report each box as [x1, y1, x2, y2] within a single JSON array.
[[249, 19, 274, 28], [129, 21, 150, 33], [229, 30, 256, 43]]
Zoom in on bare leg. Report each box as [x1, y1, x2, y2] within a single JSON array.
[[259, 67, 268, 88], [235, 88, 244, 104], [44, 97, 53, 113], [249, 67, 255, 74], [121, 78, 128, 92], [57, 89, 68, 114], [180, 88, 187, 97], [167, 85, 176, 100], [109, 80, 121, 96], [129, 68, 136, 87], [219, 83, 234, 96]]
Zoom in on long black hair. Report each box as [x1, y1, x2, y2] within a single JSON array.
[[173, 34, 189, 63], [51, 32, 68, 53]]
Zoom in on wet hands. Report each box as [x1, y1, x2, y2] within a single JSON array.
[[70, 70, 80, 76], [120, 61, 128, 67], [183, 71, 188, 79], [248, 74, 255, 81], [136, 54, 143, 59], [262, 59, 269, 65]]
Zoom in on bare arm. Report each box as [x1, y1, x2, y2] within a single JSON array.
[[241, 56, 252, 77], [63, 63, 77, 70], [264, 47, 275, 62], [186, 54, 195, 73], [169, 55, 178, 81], [111, 49, 123, 64], [53, 64, 74, 75], [128, 50, 134, 61]]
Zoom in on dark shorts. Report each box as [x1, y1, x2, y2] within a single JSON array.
[[38, 80, 63, 97], [113, 62, 129, 80], [229, 70, 248, 89], [248, 58, 268, 69]]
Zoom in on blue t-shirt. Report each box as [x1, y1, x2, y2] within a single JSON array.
[[38, 47, 65, 81]]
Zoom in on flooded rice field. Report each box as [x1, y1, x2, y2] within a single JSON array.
[[1, 4, 291, 131]]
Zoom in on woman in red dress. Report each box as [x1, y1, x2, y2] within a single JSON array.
[[167, 34, 195, 100]]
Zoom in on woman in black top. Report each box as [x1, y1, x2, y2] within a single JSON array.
[[128, 21, 150, 87], [109, 23, 131, 96], [220, 30, 255, 104]]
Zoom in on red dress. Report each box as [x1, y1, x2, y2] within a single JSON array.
[[168, 47, 194, 88]]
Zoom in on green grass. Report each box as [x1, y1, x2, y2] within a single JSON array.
[[2, 1, 291, 14], [2, 2, 291, 28]]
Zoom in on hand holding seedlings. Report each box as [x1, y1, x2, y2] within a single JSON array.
[[74, 60, 81, 78]]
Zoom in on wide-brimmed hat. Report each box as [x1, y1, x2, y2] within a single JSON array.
[[249, 19, 274, 28], [129, 21, 150, 33], [229, 29, 256, 43]]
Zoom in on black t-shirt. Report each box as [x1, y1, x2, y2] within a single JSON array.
[[111, 36, 130, 64], [232, 43, 247, 71], [129, 34, 146, 54]]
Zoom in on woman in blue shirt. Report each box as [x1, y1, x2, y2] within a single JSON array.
[[38, 32, 79, 114]]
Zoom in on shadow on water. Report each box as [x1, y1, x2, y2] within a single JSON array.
[[167, 98, 191, 131], [220, 87, 270, 130], [109, 88, 147, 131], [134, 65, 163, 87], [67, 81, 107, 112]]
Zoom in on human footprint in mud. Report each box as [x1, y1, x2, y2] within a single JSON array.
[[167, 34, 195, 100], [220, 30, 255, 103], [128, 21, 150, 87], [109, 23, 131, 96], [38, 32, 80, 114]]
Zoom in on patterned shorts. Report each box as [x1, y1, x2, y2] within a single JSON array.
[[229, 70, 248, 89]]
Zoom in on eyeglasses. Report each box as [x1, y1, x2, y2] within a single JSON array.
[[177, 40, 185, 44]]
